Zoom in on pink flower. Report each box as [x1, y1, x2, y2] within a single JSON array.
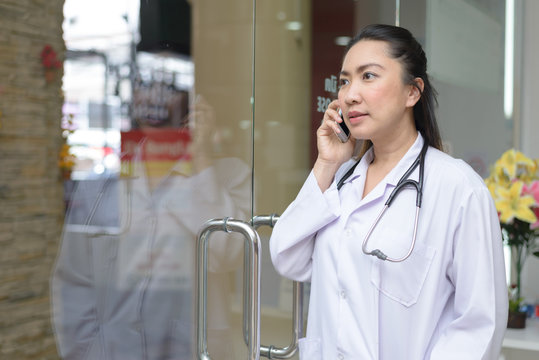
[[522, 181, 539, 229], [40, 44, 61, 69]]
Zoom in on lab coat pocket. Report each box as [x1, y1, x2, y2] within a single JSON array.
[[371, 243, 435, 307], [298, 337, 321, 360]]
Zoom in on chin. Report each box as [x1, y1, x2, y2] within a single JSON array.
[[350, 129, 371, 141]]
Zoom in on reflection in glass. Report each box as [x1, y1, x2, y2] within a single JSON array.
[[52, 99, 250, 359]]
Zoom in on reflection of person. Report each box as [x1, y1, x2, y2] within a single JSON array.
[[51, 98, 248, 360], [270, 24, 507, 359]]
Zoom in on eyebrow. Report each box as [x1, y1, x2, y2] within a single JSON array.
[[339, 63, 385, 77]]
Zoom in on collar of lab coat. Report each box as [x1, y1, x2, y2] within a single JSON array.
[[341, 132, 425, 189], [380, 132, 424, 187]]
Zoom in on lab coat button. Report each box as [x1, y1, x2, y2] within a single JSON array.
[[340, 291, 346, 299], [337, 353, 344, 360]]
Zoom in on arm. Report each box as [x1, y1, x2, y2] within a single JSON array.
[[270, 100, 354, 281], [51, 181, 104, 359], [51, 231, 100, 360], [51, 179, 121, 359], [430, 187, 508, 359], [269, 171, 342, 282]]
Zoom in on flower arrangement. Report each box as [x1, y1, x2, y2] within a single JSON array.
[[485, 149, 539, 316], [58, 113, 77, 179], [40, 44, 62, 82]]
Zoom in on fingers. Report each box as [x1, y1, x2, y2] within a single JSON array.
[[320, 100, 344, 135], [325, 99, 342, 122], [324, 117, 342, 136]]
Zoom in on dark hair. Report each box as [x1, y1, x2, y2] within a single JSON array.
[[346, 24, 443, 153]]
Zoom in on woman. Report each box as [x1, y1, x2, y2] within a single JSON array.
[[270, 24, 507, 359]]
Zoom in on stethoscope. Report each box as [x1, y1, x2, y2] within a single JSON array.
[[337, 140, 428, 262]]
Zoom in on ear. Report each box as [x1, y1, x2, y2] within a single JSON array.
[[406, 77, 424, 107]]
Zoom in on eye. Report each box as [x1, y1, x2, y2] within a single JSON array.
[[338, 78, 349, 88], [362, 72, 376, 80]]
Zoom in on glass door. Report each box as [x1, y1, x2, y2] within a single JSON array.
[[190, 0, 257, 358], [191, 0, 309, 357], [248, 0, 354, 359], [55, 0, 259, 359], [53, 0, 512, 359]]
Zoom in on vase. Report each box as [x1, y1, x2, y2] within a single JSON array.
[[507, 311, 527, 329]]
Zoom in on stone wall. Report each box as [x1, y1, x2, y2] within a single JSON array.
[[0, 0, 65, 358]]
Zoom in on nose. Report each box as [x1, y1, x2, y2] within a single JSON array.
[[340, 80, 363, 105]]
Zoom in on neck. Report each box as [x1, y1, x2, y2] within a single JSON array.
[[371, 129, 418, 167]]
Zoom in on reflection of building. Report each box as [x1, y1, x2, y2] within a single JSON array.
[[62, 0, 194, 180]]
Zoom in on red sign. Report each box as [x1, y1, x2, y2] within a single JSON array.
[[121, 128, 191, 162]]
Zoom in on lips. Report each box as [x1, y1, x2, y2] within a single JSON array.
[[347, 111, 368, 124]]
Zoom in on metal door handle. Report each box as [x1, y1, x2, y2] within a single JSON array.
[[245, 214, 304, 359], [196, 218, 261, 360]]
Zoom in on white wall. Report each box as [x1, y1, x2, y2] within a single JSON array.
[[504, 1, 539, 360], [520, 0, 539, 158], [521, 0, 539, 309]]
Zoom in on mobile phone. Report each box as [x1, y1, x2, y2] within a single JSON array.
[[335, 109, 350, 143]]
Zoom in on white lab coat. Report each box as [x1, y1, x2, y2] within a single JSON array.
[[51, 157, 250, 360], [270, 134, 508, 360]]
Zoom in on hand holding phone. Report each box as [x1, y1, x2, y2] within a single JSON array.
[[335, 109, 350, 143]]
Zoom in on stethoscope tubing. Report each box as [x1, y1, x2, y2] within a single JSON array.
[[338, 140, 429, 262], [362, 141, 428, 262], [362, 205, 421, 262]]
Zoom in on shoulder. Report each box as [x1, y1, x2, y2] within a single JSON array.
[[211, 157, 251, 186], [423, 148, 498, 230], [424, 147, 488, 196]]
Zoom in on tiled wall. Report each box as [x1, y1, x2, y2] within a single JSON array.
[[0, 0, 65, 358]]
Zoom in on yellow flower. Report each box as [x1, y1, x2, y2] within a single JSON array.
[[485, 178, 498, 199], [496, 149, 536, 180], [520, 158, 538, 183], [487, 172, 511, 190], [494, 181, 537, 224], [58, 143, 76, 171]]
